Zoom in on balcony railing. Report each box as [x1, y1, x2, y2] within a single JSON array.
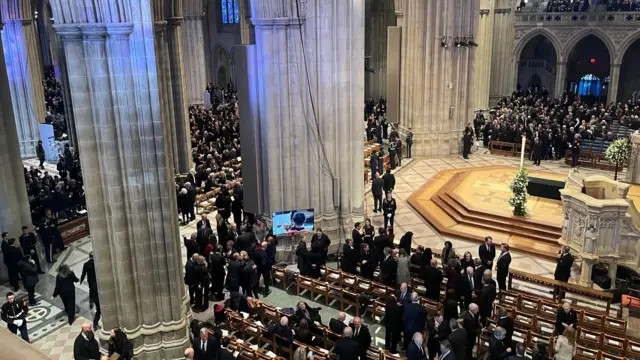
[[518, 58, 557, 74], [516, 10, 640, 24]]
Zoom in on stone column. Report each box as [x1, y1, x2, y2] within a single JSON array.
[[472, 0, 495, 110], [0, 22, 33, 281], [238, 0, 254, 44], [578, 258, 595, 288], [249, 0, 365, 242], [625, 133, 640, 184], [555, 61, 567, 98], [55, 33, 77, 150], [1, 0, 46, 158], [397, 0, 480, 156], [608, 263, 618, 288], [488, 1, 514, 106], [365, 0, 395, 100], [52, 6, 190, 358], [181, 0, 207, 104], [35, 0, 58, 71], [608, 63, 621, 104]]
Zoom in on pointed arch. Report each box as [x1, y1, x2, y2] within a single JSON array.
[[514, 28, 564, 64], [615, 29, 640, 64], [563, 28, 616, 65]]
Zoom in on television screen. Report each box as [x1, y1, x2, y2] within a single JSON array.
[[272, 209, 314, 236]]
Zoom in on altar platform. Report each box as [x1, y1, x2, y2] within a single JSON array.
[[407, 166, 567, 260]]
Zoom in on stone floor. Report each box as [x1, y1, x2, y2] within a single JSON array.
[[3, 150, 630, 358]]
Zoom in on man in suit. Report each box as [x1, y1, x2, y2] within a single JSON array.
[[329, 312, 348, 335], [196, 216, 214, 254], [555, 302, 578, 335], [397, 282, 410, 306], [381, 248, 397, 287], [462, 303, 481, 360], [489, 327, 511, 360], [479, 271, 497, 326], [402, 293, 427, 350], [73, 323, 101, 360], [264, 236, 278, 296], [383, 168, 396, 194], [447, 319, 467, 360], [266, 316, 293, 347], [439, 340, 455, 360], [473, 258, 486, 291], [373, 227, 391, 268], [220, 337, 235, 360], [335, 327, 360, 360], [193, 327, 220, 360], [236, 227, 257, 254], [406, 332, 426, 360], [478, 236, 496, 268], [424, 258, 443, 301], [496, 309, 514, 348], [360, 243, 375, 280], [507, 343, 525, 360], [311, 228, 331, 264], [372, 173, 384, 212], [458, 266, 475, 308], [19, 226, 44, 274], [554, 246, 574, 282], [197, 214, 212, 230], [341, 238, 358, 275], [80, 252, 101, 328], [496, 244, 512, 291], [351, 317, 372, 360]]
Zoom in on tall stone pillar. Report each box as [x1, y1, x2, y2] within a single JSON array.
[[555, 61, 567, 98], [51, 1, 190, 357], [1, 0, 46, 158], [35, 0, 57, 71], [56, 33, 78, 150], [248, 0, 365, 242], [608, 63, 621, 104], [472, 0, 495, 110], [238, 0, 254, 44], [0, 22, 33, 282], [181, 0, 207, 104], [625, 133, 640, 184], [579, 258, 595, 287], [488, 0, 515, 105], [365, 0, 395, 100], [397, 0, 480, 156]]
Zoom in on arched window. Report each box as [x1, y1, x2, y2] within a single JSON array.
[[221, 0, 240, 24], [574, 74, 601, 97]]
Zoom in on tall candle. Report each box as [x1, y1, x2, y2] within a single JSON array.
[[520, 136, 526, 170]]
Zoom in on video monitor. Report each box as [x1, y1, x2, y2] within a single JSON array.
[[272, 209, 314, 236]]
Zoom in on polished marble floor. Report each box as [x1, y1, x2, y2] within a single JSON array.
[[4, 150, 628, 357]]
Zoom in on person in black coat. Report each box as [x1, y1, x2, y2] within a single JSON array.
[[196, 220, 213, 255], [252, 244, 267, 293], [296, 240, 309, 276], [424, 259, 443, 301], [496, 244, 512, 291], [532, 137, 543, 165], [554, 246, 574, 282], [571, 139, 580, 167], [19, 226, 43, 273], [496, 309, 514, 348], [382, 193, 397, 230], [363, 219, 375, 247], [209, 245, 227, 300], [17, 255, 39, 305], [310, 228, 331, 265], [462, 304, 480, 360], [489, 327, 511, 360], [241, 251, 259, 298], [267, 316, 294, 347], [184, 233, 200, 263], [478, 236, 496, 268], [236, 228, 257, 254], [383, 168, 395, 194], [403, 293, 427, 350], [555, 302, 578, 335], [231, 183, 243, 227], [194, 255, 210, 310], [2, 237, 23, 291], [473, 258, 486, 291], [352, 222, 364, 250], [185, 254, 199, 305], [384, 295, 403, 353], [462, 128, 472, 159], [36, 140, 46, 168], [263, 236, 277, 296], [53, 264, 79, 325], [294, 319, 314, 345], [373, 227, 391, 268], [341, 238, 358, 275], [479, 272, 497, 326], [80, 252, 98, 310], [73, 323, 101, 360], [108, 327, 134, 360], [359, 243, 375, 280], [426, 312, 445, 360], [447, 319, 467, 360], [193, 327, 221, 360], [381, 248, 397, 287], [351, 317, 372, 359], [334, 328, 360, 360], [399, 231, 413, 255], [372, 173, 384, 212], [226, 253, 243, 292], [443, 289, 459, 322], [406, 332, 427, 360], [458, 266, 475, 308], [329, 312, 348, 335]]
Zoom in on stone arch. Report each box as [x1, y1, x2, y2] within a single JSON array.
[[514, 28, 564, 63], [615, 30, 640, 64], [211, 42, 230, 87], [563, 28, 616, 65]]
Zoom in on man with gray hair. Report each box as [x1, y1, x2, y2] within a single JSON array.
[[335, 326, 359, 359], [479, 270, 497, 326], [489, 326, 511, 359], [402, 292, 426, 350], [406, 332, 425, 360], [266, 316, 293, 347], [463, 303, 480, 360], [448, 318, 467, 360], [439, 340, 454, 360], [507, 343, 525, 359]]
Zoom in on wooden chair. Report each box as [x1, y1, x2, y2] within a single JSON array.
[[323, 327, 341, 350], [372, 282, 393, 300], [518, 294, 540, 314], [538, 299, 559, 320], [236, 343, 256, 360], [577, 327, 603, 349], [328, 284, 357, 313], [313, 279, 329, 305], [514, 310, 534, 330], [575, 345, 599, 360], [476, 333, 491, 357], [324, 267, 342, 284], [420, 297, 440, 315], [372, 299, 386, 320], [227, 311, 245, 334], [296, 274, 315, 298], [341, 273, 358, 290], [580, 309, 605, 331], [366, 346, 382, 360], [499, 290, 519, 308], [271, 265, 288, 290], [532, 315, 555, 336], [602, 333, 626, 355], [242, 319, 263, 346], [260, 304, 280, 325], [273, 334, 294, 359], [598, 352, 626, 360], [625, 338, 640, 359], [410, 277, 427, 297], [603, 316, 626, 336], [511, 328, 528, 345], [357, 277, 373, 294]]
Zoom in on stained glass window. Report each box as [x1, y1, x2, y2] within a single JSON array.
[[577, 74, 601, 97], [221, 0, 240, 24]]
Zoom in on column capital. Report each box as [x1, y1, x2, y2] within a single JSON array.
[[167, 16, 184, 27], [53, 24, 84, 41], [106, 23, 134, 38], [153, 20, 168, 33], [251, 17, 304, 28], [80, 24, 108, 40]]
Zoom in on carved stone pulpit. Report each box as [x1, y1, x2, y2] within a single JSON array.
[[625, 132, 640, 184], [560, 171, 640, 288]]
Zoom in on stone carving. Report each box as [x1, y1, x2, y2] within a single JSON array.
[[562, 209, 571, 239], [584, 224, 597, 253], [514, 28, 528, 42], [607, 28, 639, 48], [551, 29, 573, 44]]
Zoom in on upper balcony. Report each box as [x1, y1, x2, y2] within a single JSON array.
[[515, 3, 640, 27]]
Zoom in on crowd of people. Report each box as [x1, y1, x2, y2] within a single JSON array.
[[43, 66, 68, 140], [519, 0, 640, 12], [544, 0, 590, 12], [478, 86, 640, 166]]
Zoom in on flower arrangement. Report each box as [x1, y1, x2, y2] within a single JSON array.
[[604, 137, 631, 181], [508, 169, 529, 217]]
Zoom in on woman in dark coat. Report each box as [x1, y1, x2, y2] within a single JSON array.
[[53, 264, 79, 325], [363, 219, 375, 247], [294, 319, 314, 345], [443, 289, 459, 322], [36, 140, 46, 169], [194, 255, 210, 310], [296, 241, 309, 276], [341, 238, 358, 275], [108, 327, 133, 360], [398, 231, 413, 255], [209, 245, 227, 300]]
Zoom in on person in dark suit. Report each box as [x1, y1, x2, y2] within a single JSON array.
[[383, 168, 396, 194], [236, 227, 257, 254], [447, 319, 467, 360], [17, 255, 39, 306], [426, 312, 445, 360], [462, 128, 472, 159], [439, 340, 455, 360], [184, 233, 200, 263], [252, 243, 267, 294], [479, 271, 497, 326], [263, 236, 278, 296], [294, 319, 314, 345], [397, 282, 411, 306], [507, 343, 525, 360], [443, 289, 459, 322], [555, 302, 578, 335], [225, 253, 243, 293], [310, 228, 331, 264], [406, 332, 427, 360], [532, 137, 543, 165], [352, 222, 364, 250], [554, 246, 574, 282], [209, 245, 227, 300], [478, 236, 496, 268], [373, 227, 391, 268], [424, 259, 443, 301], [73, 323, 101, 360], [403, 293, 427, 350], [462, 304, 480, 360], [359, 243, 375, 280], [381, 248, 398, 287], [335, 327, 360, 360], [341, 238, 358, 275], [571, 139, 580, 167], [329, 312, 348, 335], [496, 244, 512, 291], [241, 251, 259, 299], [194, 255, 210, 310], [399, 231, 413, 255], [351, 317, 372, 359], [53, 264, 79, 325], [193, 327, 220, 360], [458, 266, 475, 308], [497, 308, 514, 348], [266, 316, 294, 347], [384, 295, 403, 353], [372, 173, 384, 212], [2, 236, 22, 291], [489, 326, 511, 360], [19, 226, 43, 274], [220, 337, 235, 360]]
